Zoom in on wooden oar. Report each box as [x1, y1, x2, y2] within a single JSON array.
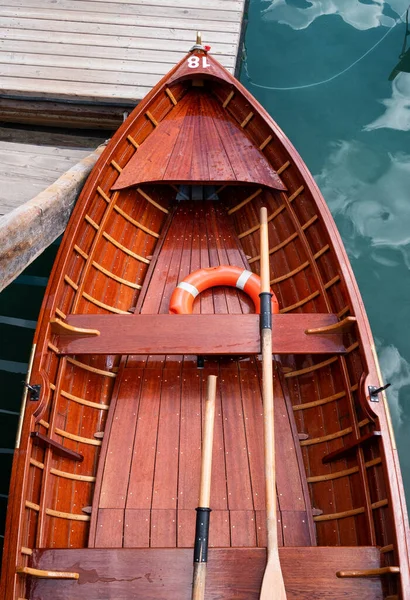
[[192, 374, 217, 600], [259, 207, 287, 600]]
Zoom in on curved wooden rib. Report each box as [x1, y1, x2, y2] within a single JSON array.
[[293, 390, 346, 412], [74, 244, 88, 260], [20, 548, 32, 556], [259, 135, 273, 151], [92, 260, 142, 290], [271, 261, 309, 284], [280, 290, 320, 314], [137, 187, 169, 214], [314, 507, 365, 522], [228, 189, 262, 215], [365, 457, 382, 468], [127, 134, 140, 149], [145, 111, 158, 127], [338, 306, 351, 318], [55, 308, 66, 320], [307, 466, 360, 483], [50, 468, 96, 483], [277, 160, 291, 174], [324, 275, 340, 289], [113, 204, 159, 238], [96, 186, 112, 204], [85, 214, 99, 230], [287, 186, 304, 203], [66, 357, 116, 378], [29, 458, 44, 470], [50, 318, 100, 337], [82, 292, 129, 315], [240, 111, 254, 128], [102, 232, 150, 264], [313, 244, 330, 259], [300, 426, 352, 447], [372, 499, 389, 510], [238, 203, 286, 239], [54, 428, 102, 446], [165, 88, 177, 105], [285, 356, 338, 378], [64, 275, 78, 291], [60, 389, 109, 410], [45, 508, 90, 522], [25, 501, 40, 512], [111, 159, 123, 173], [249, 231, 298, 264], [223, 90, 235, 107]]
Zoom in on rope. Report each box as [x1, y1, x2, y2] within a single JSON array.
[[244, 7, 409, 91]]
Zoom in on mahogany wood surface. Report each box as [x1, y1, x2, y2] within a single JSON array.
[[1, 44, 409, 600], [31, 547, 384, 599], [112, 90, 285, 190], [56, 313, 345, 355]]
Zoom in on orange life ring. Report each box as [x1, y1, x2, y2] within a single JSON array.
[[169, 266, 279, 314]]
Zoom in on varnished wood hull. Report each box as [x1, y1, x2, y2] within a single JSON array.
[[1, 45, 409, 600]]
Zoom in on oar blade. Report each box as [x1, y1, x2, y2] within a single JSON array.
[[259, 551, 287, 600]]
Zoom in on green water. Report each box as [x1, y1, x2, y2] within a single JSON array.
[[1, 0, 410, 557]]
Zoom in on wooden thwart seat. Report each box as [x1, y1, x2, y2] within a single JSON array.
[[29, 546, 387, 599], [51, 313, 350, 356]]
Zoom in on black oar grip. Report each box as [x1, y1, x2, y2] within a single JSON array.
[[259, 292, 272, 330], [193, 507, 211, 563]]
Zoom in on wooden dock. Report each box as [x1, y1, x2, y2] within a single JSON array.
[[0, 128, 106, 291], [0, 0, 246, 126]]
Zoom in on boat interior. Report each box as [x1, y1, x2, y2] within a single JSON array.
[[2, 53, 407, 600]]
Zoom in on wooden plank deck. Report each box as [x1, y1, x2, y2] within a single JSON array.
[[0, 141, 89, 216], [88, 202, 316, 552], [0, 127, 106, 216], [0, 0, 246, 106]]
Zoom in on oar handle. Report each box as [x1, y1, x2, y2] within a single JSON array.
[[192, 375, 217, 600]]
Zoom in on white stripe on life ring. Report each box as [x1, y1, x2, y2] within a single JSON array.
[[177, 281, 199, 298], [236, 270, 253, 291]]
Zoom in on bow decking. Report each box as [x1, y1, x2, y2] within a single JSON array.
[[1, 44, 409, 600]]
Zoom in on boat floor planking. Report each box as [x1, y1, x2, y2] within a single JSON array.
[[1, 42, 408, 600]]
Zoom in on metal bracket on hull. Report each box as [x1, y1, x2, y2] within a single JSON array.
[[368, 383, 391, 402], [22, 382, 41, 401]]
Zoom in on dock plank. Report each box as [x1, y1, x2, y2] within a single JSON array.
[[0, 0, 245, 106], [0, 140, 90, 216]]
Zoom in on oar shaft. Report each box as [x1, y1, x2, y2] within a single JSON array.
[[192, 374, 217, 600], [259, 206, 278, 558], [199, 375, 217, 507]]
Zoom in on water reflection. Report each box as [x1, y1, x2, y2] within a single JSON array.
[[315, 140, 410, 264], [262, 0, 407, 30], [365, 72, 410, 130], [378, 342, 410, 428]]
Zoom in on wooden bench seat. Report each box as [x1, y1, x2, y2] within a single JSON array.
[[29, 546, 384, 599], [51, 313, 350, 355]]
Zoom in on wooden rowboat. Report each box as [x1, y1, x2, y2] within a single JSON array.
[[1, 36, 409, 600]]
